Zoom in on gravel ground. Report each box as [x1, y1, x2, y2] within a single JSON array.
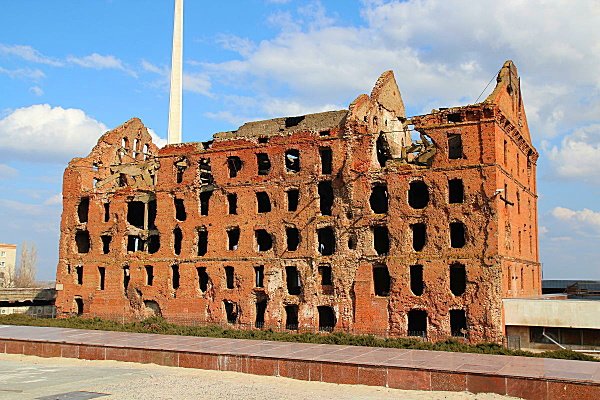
[[0, 353, 521, 400]]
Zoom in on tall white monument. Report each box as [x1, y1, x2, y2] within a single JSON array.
[[168, 0, 183, 144]]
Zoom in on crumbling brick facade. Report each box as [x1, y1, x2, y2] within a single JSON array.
[[55, 61, 540, 343]]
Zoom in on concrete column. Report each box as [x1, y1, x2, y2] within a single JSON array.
[[168, 0, 183, 144]]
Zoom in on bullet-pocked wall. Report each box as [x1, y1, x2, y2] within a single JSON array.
[[55, 61, 540, 343]]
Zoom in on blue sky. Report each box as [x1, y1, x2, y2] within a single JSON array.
[[1, 0, 599, 281]]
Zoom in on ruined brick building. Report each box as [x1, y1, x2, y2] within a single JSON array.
[[55, 61, 540, 343]]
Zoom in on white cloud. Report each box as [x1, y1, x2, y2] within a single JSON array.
[[0, 66, 45, 81], [29, 86, 44, 96], [0, 104, 107, 163], [184, 73, 212, 96], [147, 128, 167, 148], [0, 44, 63, 66], [552, 207, 600, 229], [142, 60, 211, 96], [199, 0, 600, 137], [0, 164, 17, 179], [67, 53, 137, 77], [43, 193, 62, 206], [546, 124, 600, 182]]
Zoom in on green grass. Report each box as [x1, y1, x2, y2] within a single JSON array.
[[0, 314, 596, 362]]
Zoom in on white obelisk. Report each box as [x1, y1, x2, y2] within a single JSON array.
[[168, 0, 183, 144]]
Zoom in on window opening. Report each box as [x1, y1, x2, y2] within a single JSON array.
[[103, 203, 110, 222], [174, 198, 187, 221], [376, 133, 391, 167], [101, 235, 111, 254], [319, 147, 333, 174], [258, 137, 269, 144], [285, 305, 299, 330], [173, 227, 183, 255], [254, 266, 264, 288], [318, 181, 334, 216], [373, 225, 390, 256], [447, 113, 462, 123], [77, 197, 89, 223], [286, 189, 299, 211], [410, 265, 424, 296], [227, 156, 243, 178], [255, 229, 273, 252], [145, 265, 154, 286], [285, 116, 305, 127], [147, 235, 160, 254], [197, 228, 208, 256], [373, 264, 390, 296], [450, 222, 466, 248], [127, 201, 145, 228], [286, 266, 301, 295], [171, 265, 180, 289], [123, 266, 130, 293], [224, 301, 238, 324], [408, 309, 427, 336], [450, 263, 466, 296], [199, 158, 214, 185], [450, 309, 467, 336], [318, 306, 336, 332], [448, 134, 463, 159], [256, 153, 271, 175], [227, 193, 237, 215], [175, 158, 187, 183], [449, 179, 464, 204], [74, 298, 84, 315], [227, 227, 240, 250], [348, 232, 357, 250], [286, 227, 300, 251], [197, 267, 209, 292], [75, 230, 90, 253], [75, 265, 83, 285], [148, 200, 157, 229], [408, 180, 429, 209], [319, 129, 330, 136], [319, 264, 333, 286], [411, 223, 426, 251], [317, 227, 335, 255], [285, 149, 300, 173], [255, 300, 267, 328], [256, 192, 271, 213], [199, 190, 213, 216], [369, 184, 388, 214], [225, 266, 235, 289]]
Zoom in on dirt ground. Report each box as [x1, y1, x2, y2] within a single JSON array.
[[0, 353, 521, 400]]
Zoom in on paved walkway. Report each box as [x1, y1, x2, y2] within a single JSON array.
[[0, 325, 598, 399]]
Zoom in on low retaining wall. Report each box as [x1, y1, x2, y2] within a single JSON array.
[[0, 325, 598, 400]]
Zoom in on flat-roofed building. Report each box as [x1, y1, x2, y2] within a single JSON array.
[[0, 244, 16, 288]]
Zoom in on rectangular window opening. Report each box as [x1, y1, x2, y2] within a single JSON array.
[[448, 134, 463, 159], [254, 266, 264, 288], [369, 183, 388, 214], [319, 147, 333, 175], [450, 222, 466, 248], [450, 309, 467, 337], [373, 264, 390, 296], [145, 265, 154, 286], [286, 227, 300, 251], [256, 192, 272, 213], [148, 200, 157, 229], [197, 228, 208, 256], [255, 299, 267, 328], [408, 309, 427, 336], [75, 230, 90, 254], [75, 265, 83, 285], [225, 266, 235, 289], [285, 305, 299, 330], [227, 193, 237, 215], [255, 229, 273, 251], [449, 179, 464, 204], [174, 198, 187, 221], [123, 266, 130, 293], [101, 235, 111, 254], [224, 300, 238, 324], [173, 228, 182, 255], [197, 267, 209, 292], [199, 190, 213, 216], [285, 266, 301, 295], [77, 197, 89, 223], [227, 156, 243, 178], [319, 264, 333, 286], [127, 201, 145, 229], [411, 223, 426, 251], [147, 235, 160, 254], [317, 227, 336, 255], [318, 181, 334, 216], [285, 149, 300, 173], [227, 227, 240, 251], [171, 265, 180, 290], [373, 225, 390, 256], [103, 202, 110, 222], [409, 264, 423, 296], [286, 189, 299, 212], [256, 153, 271, 175]]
